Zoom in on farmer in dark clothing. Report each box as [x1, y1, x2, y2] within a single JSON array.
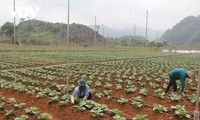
[[71, 79, 92, 104], [165, 68, 195, 96]]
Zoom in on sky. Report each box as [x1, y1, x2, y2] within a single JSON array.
[[1, 0, 200, 31]]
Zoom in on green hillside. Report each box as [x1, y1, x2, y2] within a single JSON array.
[[0, 20, 106, 46], [160, 15, 200, 46]]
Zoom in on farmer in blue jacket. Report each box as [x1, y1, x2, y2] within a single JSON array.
[[165, 68, 195, 96], [71, 79, 92, 104]]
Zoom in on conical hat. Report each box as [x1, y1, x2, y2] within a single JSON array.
[[187, 71, 195, 80]]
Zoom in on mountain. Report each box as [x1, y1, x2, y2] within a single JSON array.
[[0, 20, 107, 46], [160, 15, 200, 46], [90, 25, 163, 41]]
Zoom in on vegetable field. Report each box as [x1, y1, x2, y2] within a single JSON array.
[[0, 50, 200, 120]]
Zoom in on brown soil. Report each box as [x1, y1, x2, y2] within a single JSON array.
[[0, 59, 198, 120]]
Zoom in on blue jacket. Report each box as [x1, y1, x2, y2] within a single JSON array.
[[170, 68, 188, 92], [72, 85, 90, 98]]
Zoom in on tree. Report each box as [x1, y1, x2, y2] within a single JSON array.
[[121, 39, 128, 46], [161, 41, 168, 46], [1, 22, 14, 36], [148, 41, 156, 47]]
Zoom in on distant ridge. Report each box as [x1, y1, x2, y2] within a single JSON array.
[[160, 15, 200, 46]]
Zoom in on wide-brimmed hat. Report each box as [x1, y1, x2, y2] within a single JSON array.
[[187, 71, 195, 80], [78, 79, 86, 86]]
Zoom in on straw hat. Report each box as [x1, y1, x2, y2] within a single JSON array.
[[187, 71, 195, 80]]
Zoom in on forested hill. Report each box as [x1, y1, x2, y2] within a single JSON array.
[[160, 16, 200, 46], [0, 20, 106, 46]]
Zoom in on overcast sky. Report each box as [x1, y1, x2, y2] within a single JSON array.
[[1, 0, 200, 31]]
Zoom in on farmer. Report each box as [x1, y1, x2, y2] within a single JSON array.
[[165, 68, 195, 96], [71, 79, 92, 104]]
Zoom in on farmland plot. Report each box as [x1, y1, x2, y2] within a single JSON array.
[[0, 50, 200, 120], [0, 51, 175, 70]]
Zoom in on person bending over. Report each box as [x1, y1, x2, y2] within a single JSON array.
[[165, 68, 195, 96], [71, 79, 92, 104]]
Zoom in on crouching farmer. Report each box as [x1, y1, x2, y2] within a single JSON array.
[[165, 68, 195, 96], [71, 79, 92, 104]]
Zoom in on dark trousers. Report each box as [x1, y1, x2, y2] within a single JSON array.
[[165, 76, 177, 93], [80, 92, 92, 100]]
